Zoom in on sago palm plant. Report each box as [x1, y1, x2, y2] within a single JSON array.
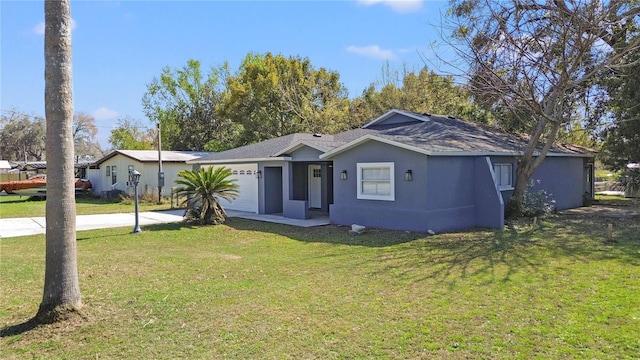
[[175, 166, 239, 225]]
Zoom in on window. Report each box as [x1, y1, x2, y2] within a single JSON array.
[[232, 170, 238, 175], [239, 170, 245, 175], [106, 166, 111, 177], [493, 163, 513, 190], [111, 165, 117, 185], [357, 162, 395, 201], [313, 168, 321, 178]]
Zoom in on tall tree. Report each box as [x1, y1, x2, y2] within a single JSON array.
[[601, 34, 640, 171], [446, 0, 640, 216], [349, 65, 491, 127], [142, 59, 234, 151], [73, 112, 103, 160], [36, 0, 82, 323], [108, 116, 156, 150], [0, 110, 46, 161], [219, 52, 350, 145]]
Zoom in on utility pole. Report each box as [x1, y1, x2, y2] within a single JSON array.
[[157, 122, 164, 204]]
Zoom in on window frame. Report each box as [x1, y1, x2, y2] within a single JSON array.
[[356, 162, 395, 201], [493, 163, 514, 191], [111, 165, 117, 185]]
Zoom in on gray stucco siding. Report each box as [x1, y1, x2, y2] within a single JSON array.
[[330, 141, 487, 232], [369, 113, 422, 126], [331, 141, 428, 211], [488, 156, 587, 210], [424, 156, 475, 210], [531, 156, 586, 210], [329, 204, 476, 233], [289, 146, 324, 161]]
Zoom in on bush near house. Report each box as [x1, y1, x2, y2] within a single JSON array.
[[174, 166, 239, 225]]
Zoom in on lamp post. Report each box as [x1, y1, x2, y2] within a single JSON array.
[[131, 169, 142, 233]]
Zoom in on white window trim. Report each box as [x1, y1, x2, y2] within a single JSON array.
[[356, 162, 395, 201], [494, 163, 514, 191]]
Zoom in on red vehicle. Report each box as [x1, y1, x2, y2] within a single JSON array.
[[0, 175, 92, 196]]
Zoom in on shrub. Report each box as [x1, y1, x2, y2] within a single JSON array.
[[522, 179, 556, 217], [174, 167, 239, 225]]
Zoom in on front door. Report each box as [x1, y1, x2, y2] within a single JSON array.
[[308, 165, 322, 208]]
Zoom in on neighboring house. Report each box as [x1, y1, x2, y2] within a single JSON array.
[[88, 150, 213, 196], [191, 110, 595, 232], [0, 160, 11, 173]]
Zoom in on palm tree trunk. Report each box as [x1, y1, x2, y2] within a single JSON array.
[[36, 0, 82, 322]]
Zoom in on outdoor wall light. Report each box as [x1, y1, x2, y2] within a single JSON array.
[[256, 170, 262, 179], [404, 169, 413, 181], [340, 170, 348, 180]]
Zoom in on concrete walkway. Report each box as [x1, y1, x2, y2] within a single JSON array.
[[0, 209, 330, 239]]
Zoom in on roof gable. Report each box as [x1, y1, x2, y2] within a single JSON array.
[[362, 109, 430, 128]]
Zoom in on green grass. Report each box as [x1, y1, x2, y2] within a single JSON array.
[[594, 194, 640, 206], [0, 194, 174, 218], [595, 169, 620, 181], [1, 213, 639, 359]]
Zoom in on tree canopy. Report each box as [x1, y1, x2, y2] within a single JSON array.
[[73, 112, 103, 160], [219, 52, 350, 145], [108, 116, 156, 150], [600, 33, 640, 170], [0, 110, 46, 162], [142, 59, 234, 151], [349, 65, 491, 127], [446, 0, 640, 216]]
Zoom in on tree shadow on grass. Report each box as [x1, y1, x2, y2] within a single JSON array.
[[369, 214, 640, 285], [224, 214, 639, 285], [0, 318, 39, 337], [224, 217, 424, 247]]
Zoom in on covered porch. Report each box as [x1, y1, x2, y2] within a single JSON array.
[[262, 161, 333, 220]]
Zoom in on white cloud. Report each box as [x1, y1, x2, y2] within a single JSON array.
[[347, 45, 398, 60], [91, 107, 119, 120], [32, 18, 78, 35], [357, 0, 423, 13]]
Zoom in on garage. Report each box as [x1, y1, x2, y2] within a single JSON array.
[[215, 164, 259, 213]]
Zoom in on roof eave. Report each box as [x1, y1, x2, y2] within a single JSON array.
[[188, 157, 293, 165]]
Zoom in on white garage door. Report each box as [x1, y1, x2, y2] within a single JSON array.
[[216, 164, 258, 213]]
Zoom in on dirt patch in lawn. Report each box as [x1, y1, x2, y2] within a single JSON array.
[[558, 204, 640, 218]]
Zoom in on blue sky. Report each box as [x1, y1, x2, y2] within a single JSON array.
[[1, 0, 450, 147]]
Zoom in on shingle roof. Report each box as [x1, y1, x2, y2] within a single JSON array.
[[194, 110, 594, 163], [195, 133, 343, 163], [94, 150, 214, 166]]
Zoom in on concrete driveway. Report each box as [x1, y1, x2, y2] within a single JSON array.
[[0, 209, 185, 238], [0, 209, 330, 239]]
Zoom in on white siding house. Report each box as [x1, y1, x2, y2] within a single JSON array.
[[88, 150, 213, 197]]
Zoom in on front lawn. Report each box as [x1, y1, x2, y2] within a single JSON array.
[[1, 214, 639, 359], [0, 194, 174, 218]]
